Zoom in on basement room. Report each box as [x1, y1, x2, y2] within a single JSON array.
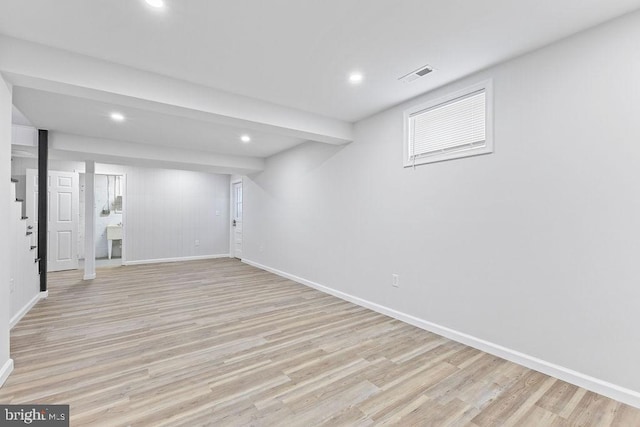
[[1, 1, 640, 425]]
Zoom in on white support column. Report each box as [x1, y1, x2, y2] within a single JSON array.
[[83, 161, 96, 280], [0, 69, 15, 387]]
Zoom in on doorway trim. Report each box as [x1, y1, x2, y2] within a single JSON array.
[[230, 177, 243, 259], [80, 170, 128, 269], [119, 173, 128, 265]]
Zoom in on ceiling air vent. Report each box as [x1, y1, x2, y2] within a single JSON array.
[[398, 65, 434, 84]]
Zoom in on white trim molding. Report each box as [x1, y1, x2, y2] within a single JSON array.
[[0, 359, 14, 388], [242, 258, 640, 409], [124, 254, 231, 266], [229, 178, 243, 260], [10, 291, 48, 329]]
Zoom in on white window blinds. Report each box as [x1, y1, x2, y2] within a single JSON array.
[[408, 89, 486, 162]]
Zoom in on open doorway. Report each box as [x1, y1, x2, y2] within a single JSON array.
[[79, 173, 125, 268], [231, 180, 243, 259]]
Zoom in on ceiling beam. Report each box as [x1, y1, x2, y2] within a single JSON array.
[[12, 124, 264, 175], [49, 132, 264, 175], [0, 35, 353, 146]]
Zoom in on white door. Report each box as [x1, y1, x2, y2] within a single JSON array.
[[232, 181, 243, 259], [26, 169, 79, 272]]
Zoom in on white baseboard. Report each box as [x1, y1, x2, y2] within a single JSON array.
[[0, 359, 14, 388], [83, 273, 96, 280], [9, 291, 47, 329], [242, 258, 640, 409], [124, 254, 231, 266]]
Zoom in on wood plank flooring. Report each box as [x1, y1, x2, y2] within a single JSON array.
[[1, 258, 638, 426]]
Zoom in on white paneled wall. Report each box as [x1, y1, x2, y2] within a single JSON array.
[[8, 181, 40, 326], [125, 167, 230, 262]]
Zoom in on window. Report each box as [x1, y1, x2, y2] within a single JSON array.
[[404, 80, 493, 166]]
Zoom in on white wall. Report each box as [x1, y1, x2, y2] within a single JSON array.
[[9, 179, 40, 326], [11, 158, 231, 264], [243, 10, 640, 402], [10, 173, 26, 218], [0, 74, 14, 386], [125, 167, 230, 262]]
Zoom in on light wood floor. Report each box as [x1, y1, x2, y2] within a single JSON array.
[[1, 259, 638, 426]]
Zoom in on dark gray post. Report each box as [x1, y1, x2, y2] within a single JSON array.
[[38, 129, 48, 292]]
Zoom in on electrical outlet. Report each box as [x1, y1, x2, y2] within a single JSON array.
[[392, 274, 399, 288], [195, 240, 200, 246], [215, 210, 220, 216], [10, 278, 15, 293], [259, 243, 265, 252]]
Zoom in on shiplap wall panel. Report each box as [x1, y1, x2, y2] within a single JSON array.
[[125, 167, 230, 262]]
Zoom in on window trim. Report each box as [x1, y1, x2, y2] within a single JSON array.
[[403, 79, 493, 167]]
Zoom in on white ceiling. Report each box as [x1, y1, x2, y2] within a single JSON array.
[[12, 87, 306, 158], [2, 0, 639, 123], [3, 0, 640, 169]]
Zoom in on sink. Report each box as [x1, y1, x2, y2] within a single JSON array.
[[106, 224, 122, 240]]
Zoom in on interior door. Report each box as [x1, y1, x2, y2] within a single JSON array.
[[232, 181, 243, 259], [49, 171, 79, 271], [26, 169, 79, 272]]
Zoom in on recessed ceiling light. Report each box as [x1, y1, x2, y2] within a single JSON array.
[[145, 0, 164, 8], [240, 135, 251, 143], [348, 72, 364, 84], [110, 112, 125, 122]]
